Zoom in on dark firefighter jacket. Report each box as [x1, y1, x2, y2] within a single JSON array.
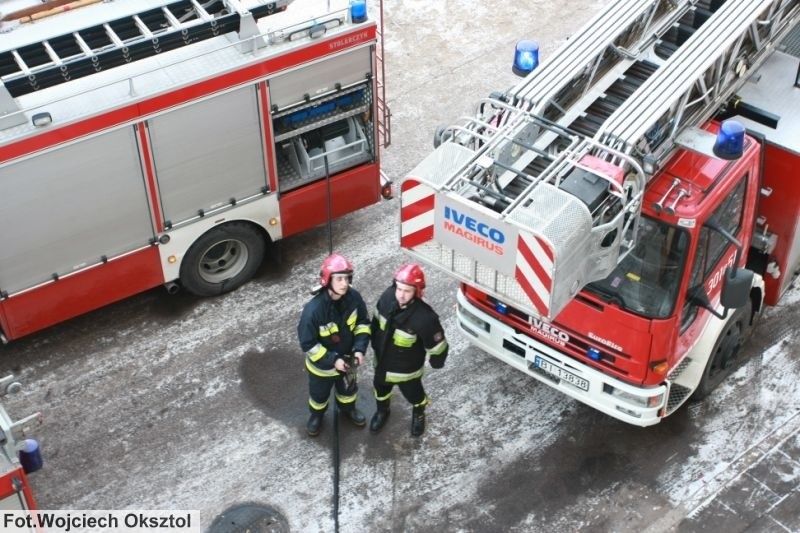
[[298, 288, 371, 378], [371, 285, 448, 382]]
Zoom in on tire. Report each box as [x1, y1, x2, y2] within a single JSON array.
[[691, 299, 753, 401], [179, 222, 266, 297]]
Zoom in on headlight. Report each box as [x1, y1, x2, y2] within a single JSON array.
[[457, 303, 489, 332], [603, 383, 663, 408]]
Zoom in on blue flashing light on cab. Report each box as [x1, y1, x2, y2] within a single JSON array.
[[713, 119, 745, 160], [350, 0, 367, 23], [512, 40, 539, 77]]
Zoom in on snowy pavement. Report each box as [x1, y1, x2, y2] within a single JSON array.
[[1, 1, 799, 532]]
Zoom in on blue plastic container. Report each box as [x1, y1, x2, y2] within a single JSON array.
[[18, 439, 43, 474]]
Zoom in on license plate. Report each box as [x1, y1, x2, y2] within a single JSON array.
[[533, 356, 589, 391]]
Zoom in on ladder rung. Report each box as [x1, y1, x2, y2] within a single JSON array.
[[189, 0, 214, 22], [73, 32, 94, 56], [133, 15, 155, 40], [103, 23, 124, 47], [162, 6, 183, 30], [42, 41, 62, 67], [10, 50, 30, 76]]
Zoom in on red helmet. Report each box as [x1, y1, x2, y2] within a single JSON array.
[[320, 253, 354, 286], [394, 263, 426, 298]]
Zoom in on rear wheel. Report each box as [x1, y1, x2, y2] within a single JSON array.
[[180, 222, 266, 297], [691, 299, 753, 400]]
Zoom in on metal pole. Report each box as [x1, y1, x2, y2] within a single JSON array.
[[324, 155, 333, 254], [323, 153, 340, 532]]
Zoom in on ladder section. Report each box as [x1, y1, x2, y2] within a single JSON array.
[[510, 1, 705, 122], [567, 1, 727, 137], [374, 0, 391, 148], [0, 0, 293, 98], [596, 0, 800, 165], [447, 1, 724, 199]]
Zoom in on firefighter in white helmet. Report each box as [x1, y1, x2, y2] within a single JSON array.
[[297, 253, 371, 436], [369, 263, 449, 437]]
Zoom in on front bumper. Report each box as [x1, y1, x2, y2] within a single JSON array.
[[456, 289, 667, 427]]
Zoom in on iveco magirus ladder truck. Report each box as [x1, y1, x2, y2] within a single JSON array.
[[400, 0, 800, 425]]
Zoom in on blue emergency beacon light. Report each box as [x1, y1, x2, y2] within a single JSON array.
[[350, 0, 367, 23], [512, 40, 539, 76], [713, 120, 745, 160]]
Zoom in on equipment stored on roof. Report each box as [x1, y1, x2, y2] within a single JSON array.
[[0, 0, 391, 342], [400, 0, 800, 425]]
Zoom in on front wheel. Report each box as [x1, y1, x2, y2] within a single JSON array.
[[180, 222, 266, 297], [691, 299, 753, 401]]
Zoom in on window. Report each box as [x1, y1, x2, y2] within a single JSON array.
[[680, 176, 747, 330], [586, 217, 689, 319]]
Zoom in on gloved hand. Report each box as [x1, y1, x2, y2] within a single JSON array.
[[334, 357, 349, 372], [429, 357, 445, 369]]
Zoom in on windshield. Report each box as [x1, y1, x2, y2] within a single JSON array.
[[586, 217, 689, 319]]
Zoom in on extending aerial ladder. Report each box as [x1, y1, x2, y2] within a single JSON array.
[[401, 0, 799, 320]]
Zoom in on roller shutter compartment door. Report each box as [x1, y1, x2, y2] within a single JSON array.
[[0, 126, 154, 294], [148, 86, 267, 226]]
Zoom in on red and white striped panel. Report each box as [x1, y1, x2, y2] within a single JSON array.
[[514, 232, 554, 316], [400, 179, 435, 249]]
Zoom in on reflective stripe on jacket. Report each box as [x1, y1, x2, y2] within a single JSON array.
[[298, 287, 371, 377], [370, 285, 448, 376]]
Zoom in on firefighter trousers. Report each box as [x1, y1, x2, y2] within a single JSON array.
[[373, 374, 429, 411], [308, 373, 358, 414]]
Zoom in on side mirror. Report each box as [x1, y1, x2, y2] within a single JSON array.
[[721, 267, 753, 309], [686, 267, 753, 320]]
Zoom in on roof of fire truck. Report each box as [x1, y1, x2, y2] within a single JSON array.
[[732, 26, 800, 155], [643, 24, 800, 220], [0, 0, 371, 145]]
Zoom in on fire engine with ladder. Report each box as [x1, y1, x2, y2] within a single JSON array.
[[401, 0, 800, 425], [0, 0, 390, 342]]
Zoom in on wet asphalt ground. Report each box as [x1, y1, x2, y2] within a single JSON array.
[[1, 1, 799, 532]]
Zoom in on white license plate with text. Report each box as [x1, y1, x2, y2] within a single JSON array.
[[533, 356, 589, 391]]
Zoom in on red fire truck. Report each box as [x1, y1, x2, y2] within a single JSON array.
[[0, 0, 390, 342], [401, 0, 800, 425], [0, 375, 40, 515]]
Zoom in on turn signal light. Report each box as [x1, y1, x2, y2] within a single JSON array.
[[650, 360, 669, 375], [381, 181, 393, 199]]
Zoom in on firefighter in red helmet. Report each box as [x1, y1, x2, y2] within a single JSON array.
[[297, 253, 371, 436], [369, 263, 449, 436]]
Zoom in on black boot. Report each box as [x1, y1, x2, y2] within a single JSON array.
[[342, 407, 367, 427], [369, 409, 391, 433], [307, 411, 324, 437], [411, 407, 426, 437]]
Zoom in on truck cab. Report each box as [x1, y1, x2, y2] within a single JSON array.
[[406, 1, 799, 425]]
